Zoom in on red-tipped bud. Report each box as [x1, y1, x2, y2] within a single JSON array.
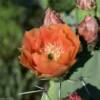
[[43, 8, 64, 25], [78, 16, 98, 43], [63, 92, 82, 100], [76, 0, 96, 10]]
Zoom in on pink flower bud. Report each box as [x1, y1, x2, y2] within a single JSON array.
[[69, 92, 82, 100], [76, 0, 96, 10], [43, 8, 64, 25], [78, 16, 98, 43], [63, 92, 82, 100]]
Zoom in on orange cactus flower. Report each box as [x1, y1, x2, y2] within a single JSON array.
[[19, 24, 80, 77]]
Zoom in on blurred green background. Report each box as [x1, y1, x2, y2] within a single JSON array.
[[0, 0, 100, 100]]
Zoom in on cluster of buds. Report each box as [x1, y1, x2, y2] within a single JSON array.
[[76, 0, 99, 51]]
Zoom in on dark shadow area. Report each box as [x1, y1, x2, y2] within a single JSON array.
[[76, 84, 100, 100], [94, 16, 100, 50], [63, 37, 92, 80], [95, 38, 100, 50]]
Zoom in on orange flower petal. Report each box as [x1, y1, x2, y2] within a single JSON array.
[[32, 53, 67, 77], [19, 49, 34, 69], [23, 29, 41, 52]]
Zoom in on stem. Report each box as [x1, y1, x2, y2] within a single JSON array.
[[41, 92, 51, 100], [58, 81, 62, 100], [46, 92, 51, 100], [41, 92, 45, 100]]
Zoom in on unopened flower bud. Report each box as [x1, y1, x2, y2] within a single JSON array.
[[63, 92, 82, 100], [44, 8, 64, 25], [76, 0, 96, 10], [78, 16, 98, 44]]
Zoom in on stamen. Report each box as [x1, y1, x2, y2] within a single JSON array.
[[48, 53, 53, 60], [44, 43, 64, 61]]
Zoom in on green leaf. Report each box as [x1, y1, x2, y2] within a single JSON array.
[[97, 0, 100, 17], [75, 8, 96, 23]]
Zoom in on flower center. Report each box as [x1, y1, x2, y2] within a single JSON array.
[[44, 43, 64, 61]]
